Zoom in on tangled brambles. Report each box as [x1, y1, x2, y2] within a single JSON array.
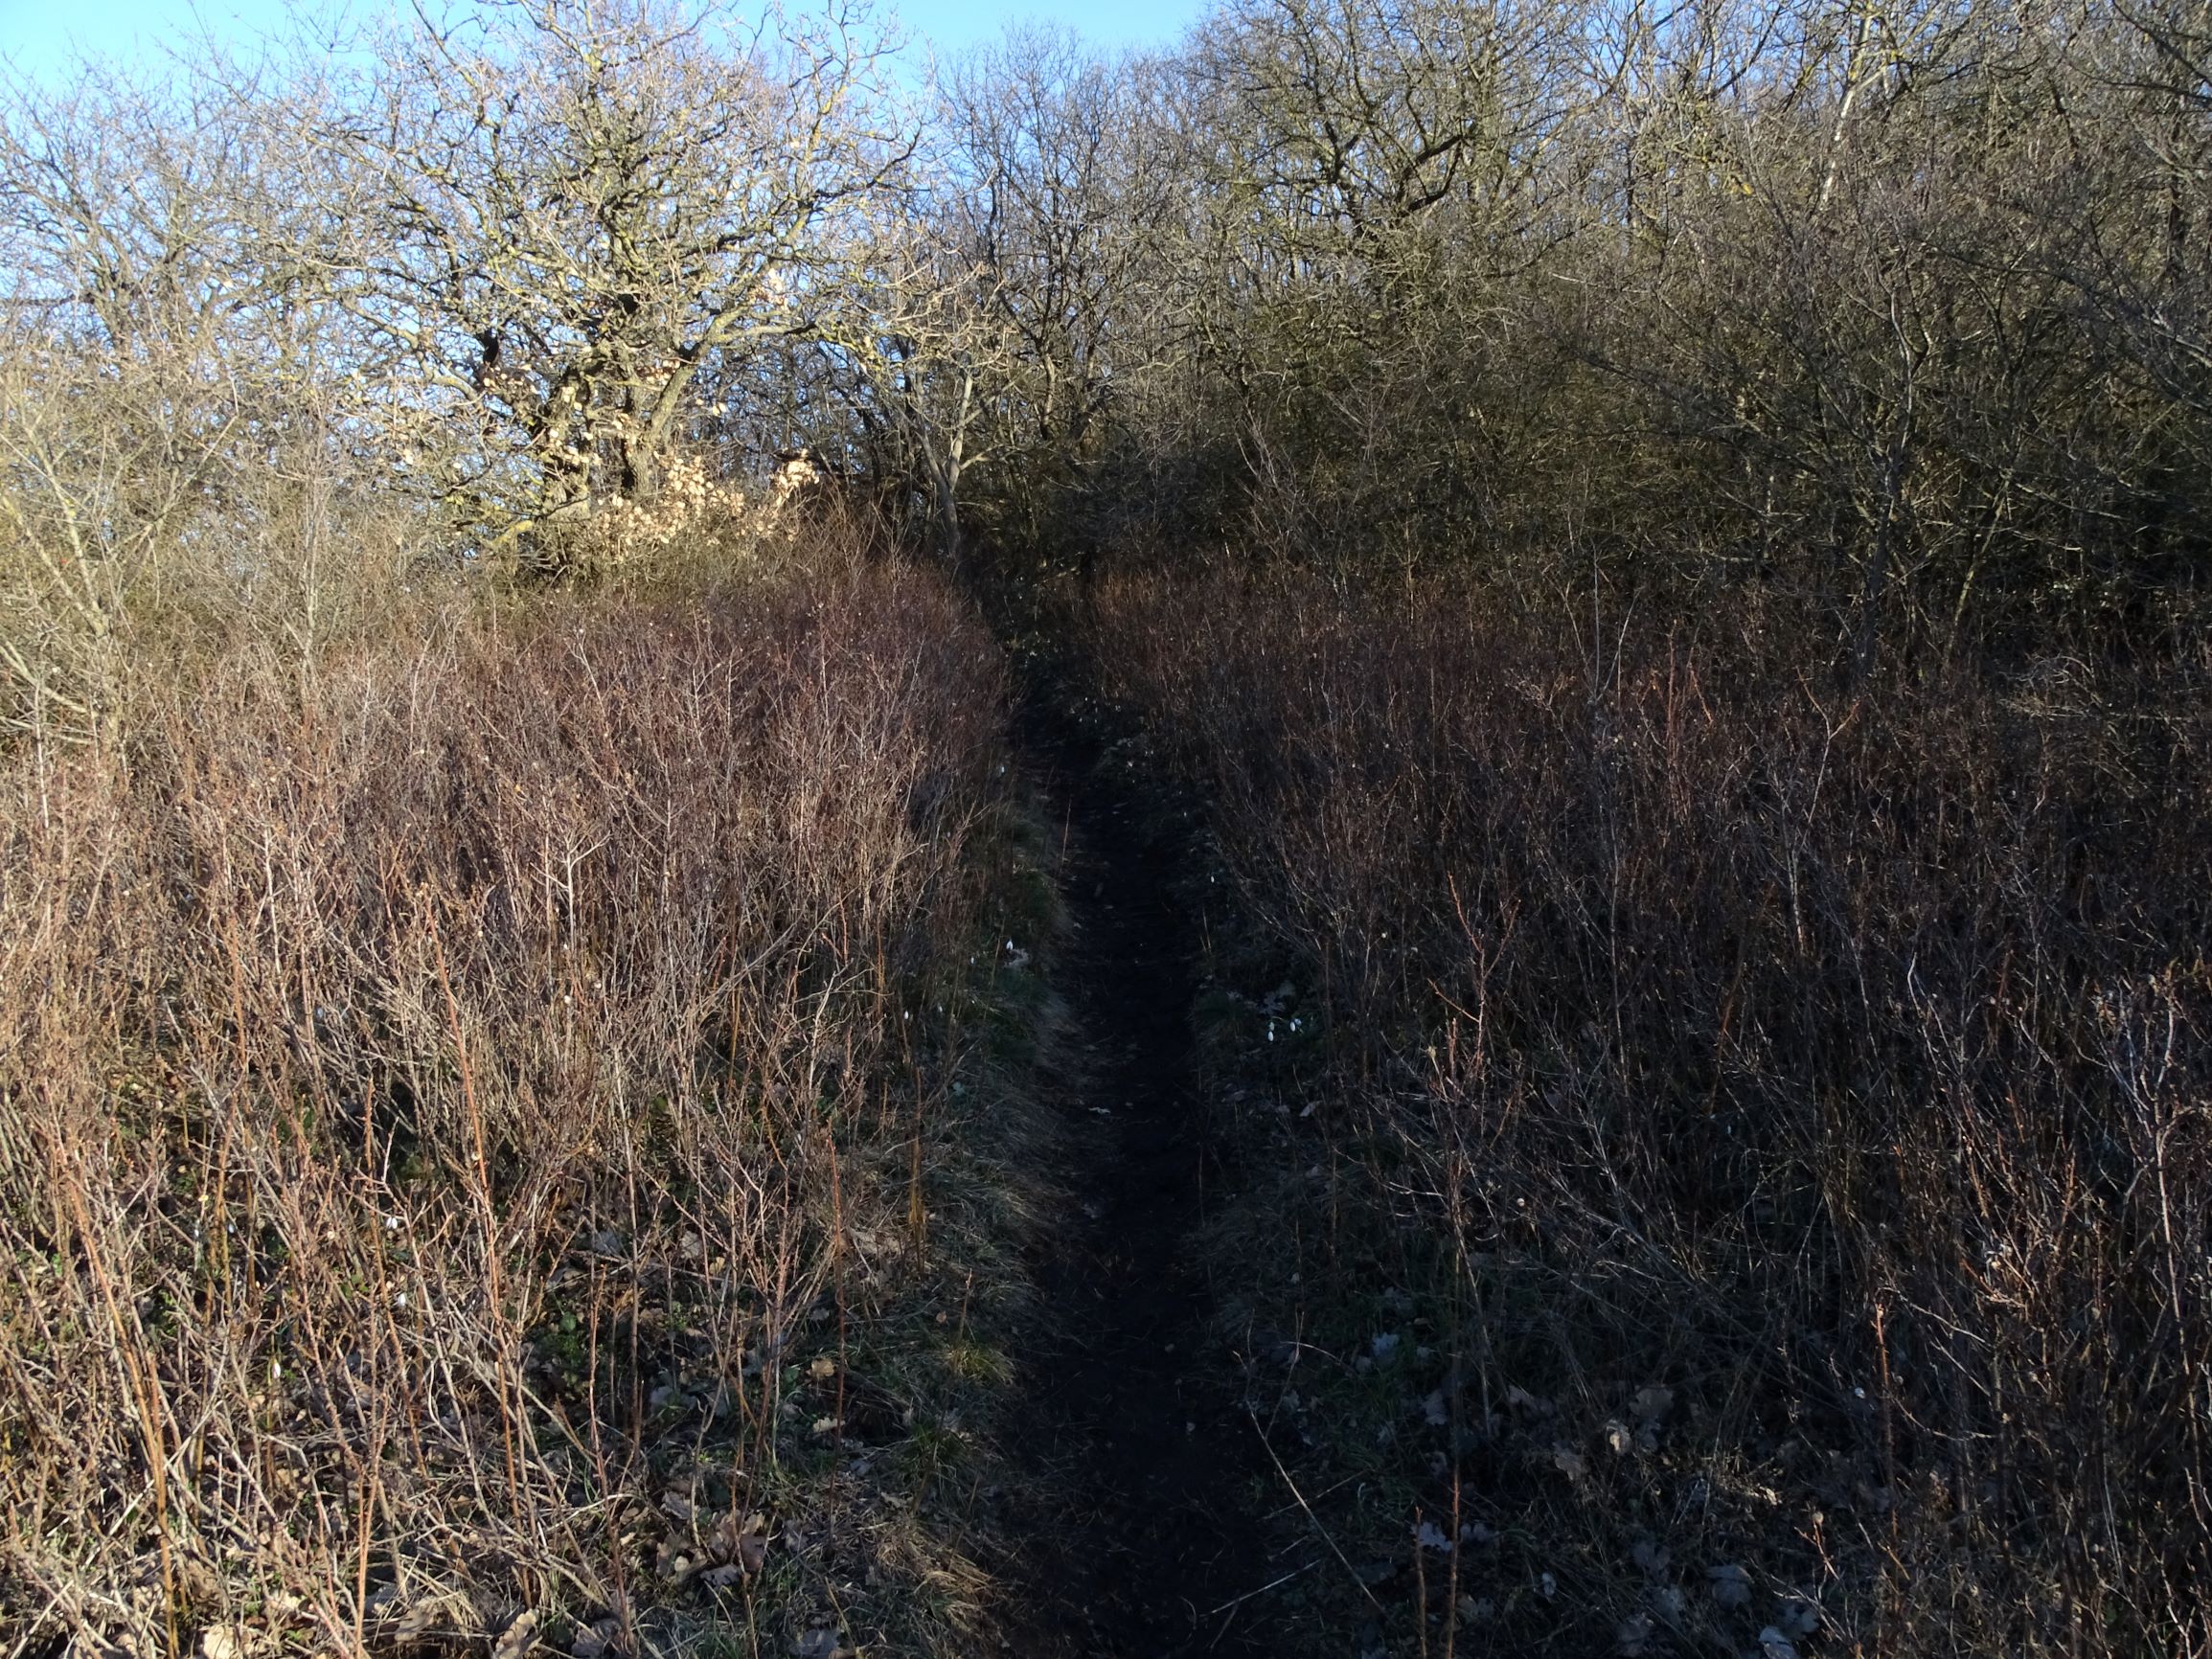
[[1083, 568, 2212, 1659], [0, 557, 1029, 1659]]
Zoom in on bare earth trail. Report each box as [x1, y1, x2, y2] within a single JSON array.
[[994, 700, 1288, 1658]]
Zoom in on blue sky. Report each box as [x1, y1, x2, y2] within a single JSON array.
[[0, 0, 1204, 85]]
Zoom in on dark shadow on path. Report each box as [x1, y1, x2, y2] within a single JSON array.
[[994, 696, 1286, 1659]]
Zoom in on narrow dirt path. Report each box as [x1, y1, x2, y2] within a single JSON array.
[[996, 703, 1285, 1658]]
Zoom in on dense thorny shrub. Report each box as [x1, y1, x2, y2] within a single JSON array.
[[0, 556, 1009, 1656], [1086, 567, 2212, 1656]]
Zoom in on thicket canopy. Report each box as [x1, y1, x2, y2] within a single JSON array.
[[4, 0, 2208, 661]]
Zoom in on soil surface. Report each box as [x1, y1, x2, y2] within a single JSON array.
[[996, 701, 1287, 1657]]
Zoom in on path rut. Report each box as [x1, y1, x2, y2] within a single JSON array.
[[998, 707, 1284, 1658]]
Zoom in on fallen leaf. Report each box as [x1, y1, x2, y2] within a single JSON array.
[[809, 1356, 836, 1379], [1630, 1385, 1676, 1423], [1757, 1629, 1801, 1659], [1551, 1444, 1587, 1479], [654, 1535, 694, 1581], [1423, 1390, 1448, 1426], [1708, 1563, 1753, 1609], [1415, 1520, 1452, 1551], [1776, 1595, 1821, 1638], [706, 1511, 740, 1561], [491, 1611, 538, 1659], [389, 1603, 442, 1641], [1615, 1613, 1653, 1656], [737, 1527, 768, 1574], [200, 1628, 244, 1659]]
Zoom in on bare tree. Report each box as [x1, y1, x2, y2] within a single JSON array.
[[928, 33, 1183, 552], [317, 0, 913, 564], [0, 55, 362, 736]]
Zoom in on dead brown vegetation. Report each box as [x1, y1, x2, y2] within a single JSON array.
[[0, 554, 1025, 1659], [7, 0, 2210, 1649], [1085, 567, 2212, 1657]]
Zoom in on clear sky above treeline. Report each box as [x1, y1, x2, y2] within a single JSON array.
[[0, 0, 1202, 86]]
